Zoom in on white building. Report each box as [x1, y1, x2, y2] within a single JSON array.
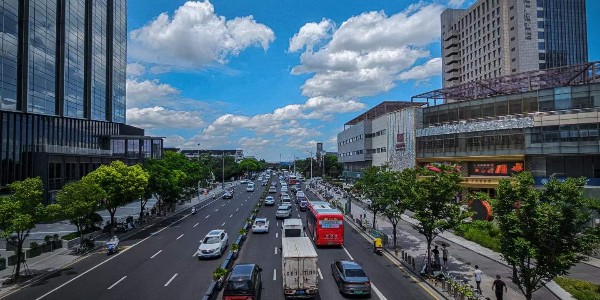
[[337, 101, 422, 179]]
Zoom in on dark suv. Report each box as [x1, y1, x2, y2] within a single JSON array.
[[223, 263, 262, 300]]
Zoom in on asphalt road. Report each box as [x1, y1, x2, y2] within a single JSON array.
[[2, 180, 266, 300], [235, 176, 438, 300]]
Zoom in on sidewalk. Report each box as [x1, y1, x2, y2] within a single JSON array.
[[308, 182, 589, 300], [0, 183, 237, 297]]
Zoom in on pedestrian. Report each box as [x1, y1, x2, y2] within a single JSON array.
[[432, 246, 441, 269], [474, 265, 483, 292], [492, 274, 507, 300], [442, 245, 449, 267]]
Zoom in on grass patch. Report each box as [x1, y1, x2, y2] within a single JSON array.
[[554, 277, 600, 300], [453, 220, 501, 252]]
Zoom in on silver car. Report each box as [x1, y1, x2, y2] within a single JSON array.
[[198, 229, 228, 259], [275, 205, 292, 219], [264, 196, 275, 206]]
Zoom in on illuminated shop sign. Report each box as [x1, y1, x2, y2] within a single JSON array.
[[469, 162, 524, 176]]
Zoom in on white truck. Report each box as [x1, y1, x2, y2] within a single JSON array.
[[282, 237, 319, 298]]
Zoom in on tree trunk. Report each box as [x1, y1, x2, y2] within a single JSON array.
[[13, 238, 24, 279], [109, 209, 116, 237], [426, 237, 432, 272], [372, 212, 377, 230], [392, 224, 397, 249], [77, 225, 83, 245]]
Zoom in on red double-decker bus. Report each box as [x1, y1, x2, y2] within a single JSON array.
[[306, 201, 344, 246]]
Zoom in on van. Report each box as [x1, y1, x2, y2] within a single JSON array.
[[282, 218, 304, 238], [223, 263, 262, 300]]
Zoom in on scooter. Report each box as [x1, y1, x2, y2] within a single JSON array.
[[191, 206, 197, 215], [106, 236, 119, 255], [373, 238, 383, 256]]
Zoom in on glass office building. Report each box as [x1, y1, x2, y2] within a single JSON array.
[[0, 0, 162, 203]]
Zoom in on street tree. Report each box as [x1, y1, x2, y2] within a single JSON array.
[[380, 168, 417, 249], [54, 180, 106, 244], [495, 172, 600, 300], [354, 166, 385, 229], [0, 178, 55, 280], [412, 164, 465, 268], [84, 161, 149, 236]]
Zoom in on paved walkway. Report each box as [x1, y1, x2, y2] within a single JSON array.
[[0, 182, 238, 297], [307, 181, 600, 300]]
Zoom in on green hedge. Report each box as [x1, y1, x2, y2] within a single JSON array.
[[454, 220, 501, 252], [554, 277, 600, 300], [61, 226, 101, 241]]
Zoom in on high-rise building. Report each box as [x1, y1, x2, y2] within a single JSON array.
[[0, 0, 162, 202], [441, 0, 588, 88]]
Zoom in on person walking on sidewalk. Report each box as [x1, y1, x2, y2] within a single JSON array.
[[442, 245, 449, 267], [474, 265, 483, 292], [492, 275, 507, 300], [431, 246, 441, 269]]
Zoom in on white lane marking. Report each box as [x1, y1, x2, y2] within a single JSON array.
[[192, 250, 198, 257], [274, 247, 278, 255], [275, 233, 278, 238], [297, 214, 300, 217], [36, 212, 185, 299], [318, 268, 323, 280], [342, 246, 354, 260], [372, 283, 388, 300], [164, 273, 178, 287], [236, 208, 239, 212], [107, 276, 127, 290], [230, 214, 233, 218], [194, 223, 199, 228], [176, 234, 184, 240], [206, 215, 210, 219], [222, 222, 226, 226], [273, 269, 277, 281], [150, 250, 162, 259], [215, 208, 219, 212]]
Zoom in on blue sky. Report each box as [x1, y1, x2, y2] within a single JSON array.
[[125, 0, 600, 162]]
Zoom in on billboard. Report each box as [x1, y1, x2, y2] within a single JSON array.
[[469, 162, 524, 176]]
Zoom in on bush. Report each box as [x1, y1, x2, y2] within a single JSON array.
[[454, 220, 501, 252], [554, 277, 600, 300]]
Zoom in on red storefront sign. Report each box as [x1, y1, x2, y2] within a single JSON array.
[[395, 133, 405, 151]]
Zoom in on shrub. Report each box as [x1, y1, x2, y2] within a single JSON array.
[[454, 220, 501, 252], [554, 277, 600, 300], [212, 267, 228, 281], [29, 242, 39, 249]]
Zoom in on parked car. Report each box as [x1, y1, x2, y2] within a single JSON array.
[[276, 205, 292, 219], [223, 264, 263, 300], [198, 229, 228, 259], [331, 260, 371, 296], [252, 218, 269, 233], [264, 196, 275, 206]]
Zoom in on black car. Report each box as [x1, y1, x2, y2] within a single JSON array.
[[331, 260, 371, 297], [223, 263, 262, 300]]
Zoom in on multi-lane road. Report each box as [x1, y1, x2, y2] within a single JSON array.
[[2, 174, 438, 300]]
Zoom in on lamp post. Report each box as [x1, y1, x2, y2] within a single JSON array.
[[197, 143, 201, 201], [222, 151, 225, 189], [306, 151, 313, 179]]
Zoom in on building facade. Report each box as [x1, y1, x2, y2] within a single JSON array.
[[0, 0, 162, 203], [337, 102, 420, 179], [441, 0, 587, 87], [414, 62, 600, 198]]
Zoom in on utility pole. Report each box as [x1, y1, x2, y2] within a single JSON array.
[[197, 143, 201, 200], [293, 156, 296, 174], [222, 151, 225, 189], [306, 151, 313, 179], [322, 152, 326, 177]]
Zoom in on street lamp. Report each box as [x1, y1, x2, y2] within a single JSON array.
[[306, 151, 313, 179], [197, 143, 201, 201], [222, 151, 225, 190]]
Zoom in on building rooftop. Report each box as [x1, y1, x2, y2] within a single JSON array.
[[345, 101, 423, 126], [412, 61, 600, 104]]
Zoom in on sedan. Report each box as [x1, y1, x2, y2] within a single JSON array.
[[198, 229, 229, 259], [275, 205, 292, 219], [331, 260, 371, 296], [264, 196, 275, 206], [268, 186, 277, 193], [252, 218, 269, 233]]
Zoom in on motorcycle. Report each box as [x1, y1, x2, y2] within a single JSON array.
[[106, 236, 119, 255], [373, 238, 383, 256], [191, 206, 197, 215]]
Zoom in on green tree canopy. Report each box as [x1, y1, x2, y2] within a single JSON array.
[[379, 168, 417, 249], [0, 178, 55, 279], [495, 172, 600, 300]]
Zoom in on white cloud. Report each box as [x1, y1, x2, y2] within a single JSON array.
[[447, 0, 467, 8], [126, 106, 205, 129], [288, 19, 335, 53], [290, 4, 444, 98], [397, 57, 442, 81], [127, 63, 146, 77], [126, 79, 179, 107], [129, 1, 275, 70]]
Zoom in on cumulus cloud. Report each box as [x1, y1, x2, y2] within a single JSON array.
[[126, 106, 205, 129], [126, 79, 179, 107], [290, 3, 444, 98], [397, 57, 442, 81], [447, 0, 467, 8], [127, 63, 146, 77], [288, 19, 335, 53], [129, 1, 275, 70]]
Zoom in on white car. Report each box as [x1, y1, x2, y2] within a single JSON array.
[[240, 179, 250, 184], [246, 184, 255, 192], [261, 180, 268, 186], [281, 186, 289, 193], [268, 186, 277, 193], [264, 196, 275, 206], [281, 194, 292, 205], [198, 229, 228, 259], [276, 205, 292, 219], [252, 218, 270, 233]]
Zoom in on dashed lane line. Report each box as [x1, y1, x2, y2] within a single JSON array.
[[164, 273, 178, 287], [230, 214, 233, 218], [222, 222, 226, 226], [342, 246, 354, 260], [317, 268, 323, 280], [274, 247, 277, 255], [107, 276, 127, 290], [194, 223, 199, 228], [176, 234, 184, 240], [372, 283, 388, 300], [206, 215, 210, 219], [150, 250, 162, 259], [273, 269, 277, 281], [275, 232, 278, 238]]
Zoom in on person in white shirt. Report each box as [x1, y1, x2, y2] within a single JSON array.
[[474, 265, 483, 292]]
